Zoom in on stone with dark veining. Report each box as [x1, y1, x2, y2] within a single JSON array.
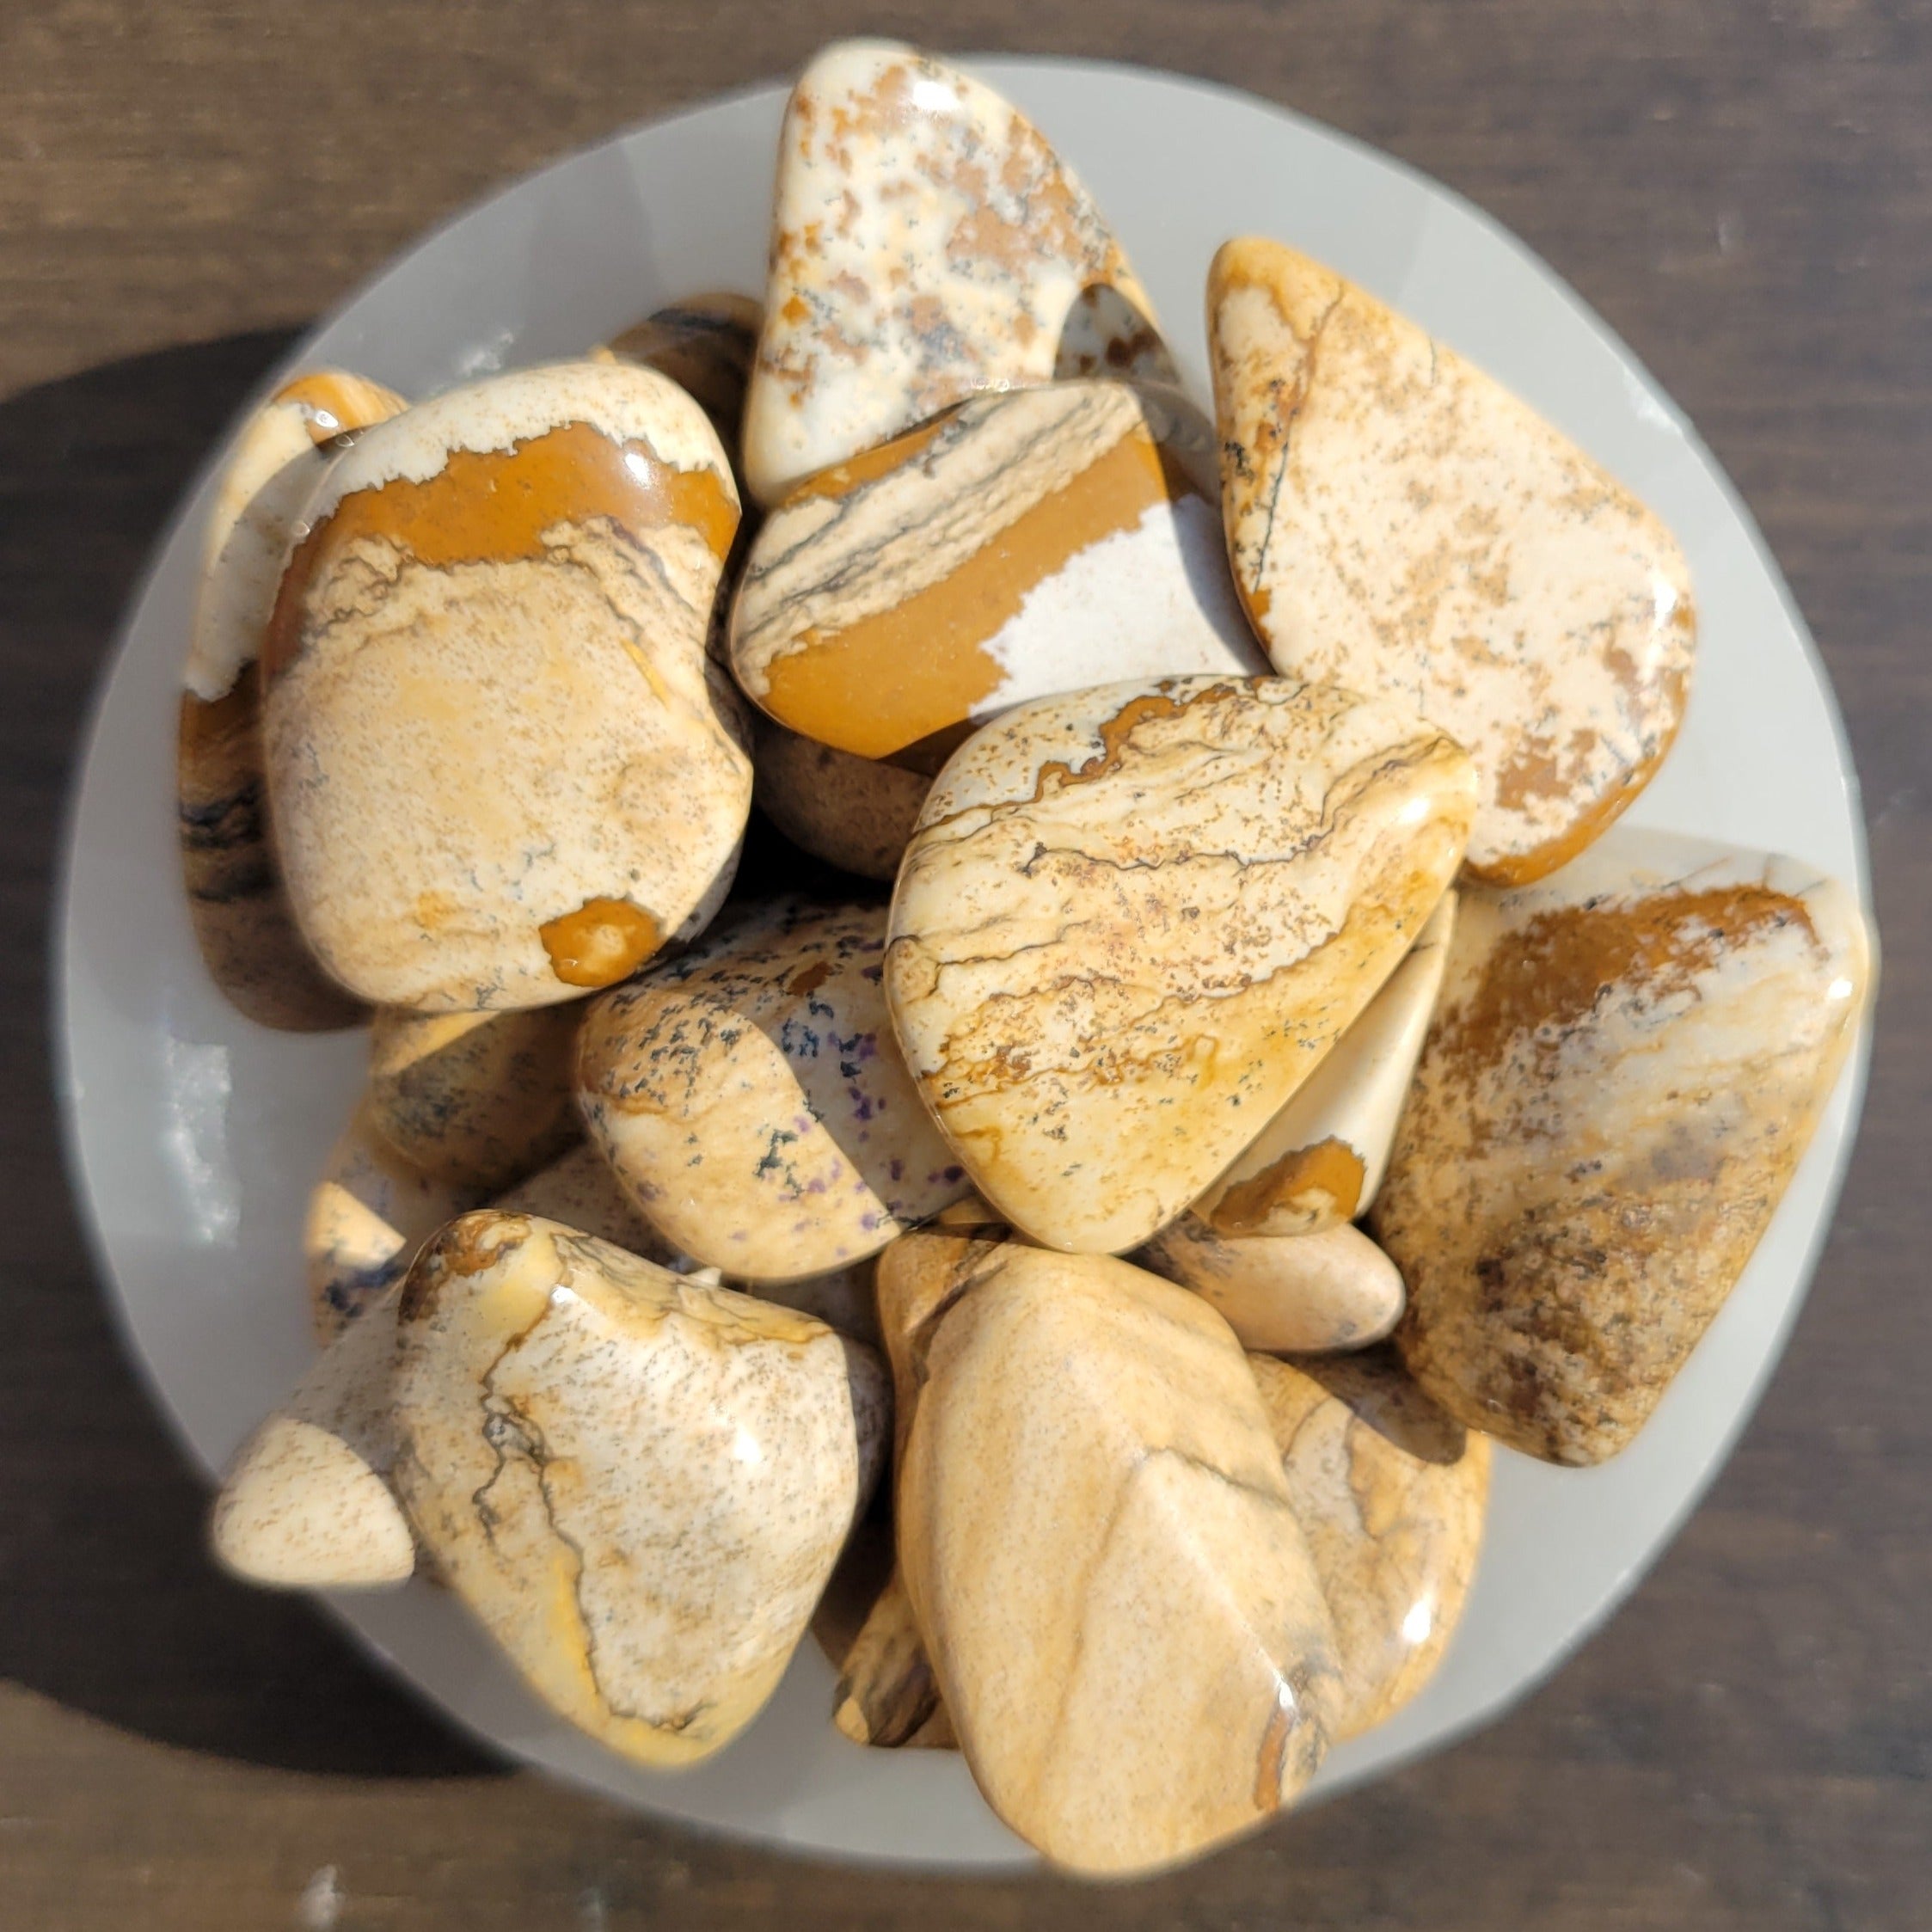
[[577, 899, 971, 1280], [742, 40, 1173, 505], [392, 1211, 887, 1767], [884, 676, 1477, 1253], [600, 292, 762, 449], [262, 361, 751, 1010], [1376, 826, 1872, 1463], [1208, 237, 1695, 886]]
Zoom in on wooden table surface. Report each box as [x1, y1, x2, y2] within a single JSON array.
[[3, 3, 1927, 1926]]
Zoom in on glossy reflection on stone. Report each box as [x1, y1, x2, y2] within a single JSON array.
[[897, 1243, 1342, 1876], [1376, 827, 1872, 1464], [392, 1211, 888, 1768], [751, 712, 930, 882], [1251, 1349, 1490, 1738], [262, 361, 751, 1011], [885, 676, 1477, 1254], [742, 39, 1172, 505], [1208, 237, 1695, 886], [180, 370, 405, 1030], [732, 383, 1260, 765], [1193, 891, 1457, 1237], [577, 899, 971, 1280]]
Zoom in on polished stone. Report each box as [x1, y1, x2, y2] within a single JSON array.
[[262, 360, 751, 1010], [742, 39, 1172, 505], [1375, 826, 1871, 1463], [884, 676, 1477, 1252], [750, 712, 930, 882], [600, 292, 761, 448], [393, 1211, 887, 1767], [1208, 237, 1695, 885]]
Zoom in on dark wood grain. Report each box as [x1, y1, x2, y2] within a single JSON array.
[[2, 3, 1927, 1926]]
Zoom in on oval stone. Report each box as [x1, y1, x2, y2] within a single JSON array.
[[750, 713, 930, 883]]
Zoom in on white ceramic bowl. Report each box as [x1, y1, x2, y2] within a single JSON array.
[[57, 56, 1872, 1870]]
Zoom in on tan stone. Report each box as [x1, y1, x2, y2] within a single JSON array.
[[262, 361, 751, 1010], [392, 1211, 887, 1767], [884, 676, 1477, 1253], [1141, 1220, 1406, 1355], [831, 1564, 957, 1751], [1208, 237, 1695, 885], [211, 1288, 414, 1589], [750, 713, 929, 882], [1376, 826, 1872, 1463], [1251, 1350, 1490, 1738], [897, 1244, 1343, 1875], [577, 899, 971, 1280], [600, 292, 761, 448]]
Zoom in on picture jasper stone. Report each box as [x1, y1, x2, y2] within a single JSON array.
[[731, 383, 1261, 768], [261, 361, 751, 1011], [750, 713, 930, 883], [576, 899, 972, 1280], [393, 1212, 888, 1768], [884, 676, 1477, 1253], [1251, 1349, 1490, 1739], [601, 292, 762, 448], [1375, 827, 1872, 1464], [897, 1244, 1343, 1877], [742, 39, 1172, 505], [1208, 237, 1695, 885], [179, 370, 404, 1029]]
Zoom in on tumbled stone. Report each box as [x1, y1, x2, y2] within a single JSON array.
[[1376, 827, 1872, 1464], [307, 1103, 482, 1341], [1141, 1219, 1405, 1355], [494, 1141, 686, 1264], [1208, 237, 1695, 885], [1192, 892, 1457, 1237], [601, 292, 761, 447], [731, 383, 1261, 766], [884, 676, 1477, 1253], [751, 712, 929, 882], [897, 1243, 1343, 1876], [262, 361, 751, 1011], [742, 39, 1172, 505], [831, 1563, 956, 1751], [578, 899, 970, 1279], [365, 1005, 580, 1193], [179, 370, 404, 1030], [211, 1286, 414, 1589], [1251, 1350, 1490, 1738], [393, 1211, 888, 1767]]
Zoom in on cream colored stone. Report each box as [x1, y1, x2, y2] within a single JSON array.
[[211, 1288, 414, 1589], [392, 1212, 888, 1767], [1208, 237, 1695, 885], [1376, 826, 1872, 1463], [743, 40, 1173, 505], [366, 1004, 581, 1192], [1250, 1350, 1490, 1739], [898, 1244, 1343, 1876], [494, 1141, 688, 1264], [884, 676, 1477, 1253], [306, 1101, 482, 1341], [1193, 892, 1457, 1236], [577, 899, 971, 1280], [262, 360, 751, 1011], [751, 713, 930, 882], [1141, 1220, 1405, 1355]]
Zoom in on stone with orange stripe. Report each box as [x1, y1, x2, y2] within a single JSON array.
[[261, 360, 751, 1012]]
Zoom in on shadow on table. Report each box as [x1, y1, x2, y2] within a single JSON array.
[[0, 334, 500, 1778]]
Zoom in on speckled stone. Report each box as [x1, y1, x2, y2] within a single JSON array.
[[1141, 1220, 1406, 1356], [211, 1286, 414, 1589], [392, 1211, 888, 1767], [731, 383, 1261, 765], [600, 292, 762, 449], [1207, 237, 1695, 886], [884, 677, 1477, 1253], [742, 40, 1173, 506], [1193, 892, 1457, 1237], [577, 899, 971, 1280], [179, 371, 404, 1030], [306, 1101, 483, 1342], [1251, 1349, 1490, 1739], [750, 712, 930, 883], [896, 1243, 1343, 1876], [1376, 826, 1872, 1464], [366, 1005, 581, 1192], [261, 360, 751, 1011]]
